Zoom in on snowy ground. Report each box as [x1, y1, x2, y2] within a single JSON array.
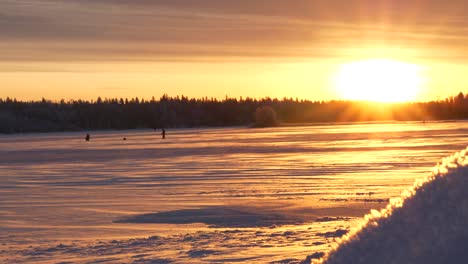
[[1, 122, 468, 263]]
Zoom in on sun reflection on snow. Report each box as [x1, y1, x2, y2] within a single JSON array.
[[2, 123, 468, 262]]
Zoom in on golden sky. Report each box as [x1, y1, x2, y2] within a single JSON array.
[[1, 0, 467, 101]]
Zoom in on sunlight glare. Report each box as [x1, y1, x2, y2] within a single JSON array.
[[334, 59, 424, 102]]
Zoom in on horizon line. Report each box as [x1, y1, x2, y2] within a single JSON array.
[[1, 93, 465, 105]]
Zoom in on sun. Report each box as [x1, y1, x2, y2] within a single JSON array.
[[334, 59, 424, 102]]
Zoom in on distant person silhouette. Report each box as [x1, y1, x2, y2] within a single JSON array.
[[162, 129, 166, 139], [85, 133, 90, 141]]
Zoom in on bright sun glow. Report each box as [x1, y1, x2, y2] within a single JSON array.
[[334, 59, 424, 102]]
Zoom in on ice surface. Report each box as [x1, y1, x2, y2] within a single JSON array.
[[116, 205, 307, 227], [2, 122, 468, 263]]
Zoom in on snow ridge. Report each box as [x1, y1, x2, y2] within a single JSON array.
[[319, 147, 468, 264]]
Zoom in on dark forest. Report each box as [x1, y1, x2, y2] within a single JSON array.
[[1, 92, 468, 133]]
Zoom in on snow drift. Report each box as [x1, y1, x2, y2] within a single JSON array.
[[318, 147, 468, 264]]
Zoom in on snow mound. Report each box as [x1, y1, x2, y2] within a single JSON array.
[[319, 147, 468, 264]]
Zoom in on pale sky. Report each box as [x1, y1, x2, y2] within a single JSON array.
[[1, 0, 467, 101]]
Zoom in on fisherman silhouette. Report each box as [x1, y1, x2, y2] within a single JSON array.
[[162, 129, 166, 139], [85, 133, 90, 141]]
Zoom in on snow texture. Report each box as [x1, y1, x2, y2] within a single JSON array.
[[319, 147, 468, 264], [3, 124, 468, 263]]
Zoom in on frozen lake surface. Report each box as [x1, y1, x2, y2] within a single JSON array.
[[1, 122, 468, 263]]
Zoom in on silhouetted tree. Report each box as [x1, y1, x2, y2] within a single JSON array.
[[254, 105, 278, 127], [1, 92, 468, 133]]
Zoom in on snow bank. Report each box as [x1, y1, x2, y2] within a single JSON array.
[[318, 147, 468, 264]]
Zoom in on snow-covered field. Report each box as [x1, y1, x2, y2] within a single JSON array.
[[1, 122, 468, 263]]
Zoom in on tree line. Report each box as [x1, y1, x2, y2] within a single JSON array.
[[1, 92, 468, 133]]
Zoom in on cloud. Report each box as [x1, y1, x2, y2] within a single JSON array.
[[0, 0, 467, 62]]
